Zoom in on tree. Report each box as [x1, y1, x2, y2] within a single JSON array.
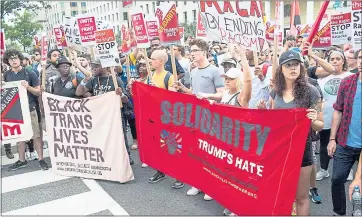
[[3, 10, 43, 52], [180, 22, 196, 41], [1, 1, 51, 20]]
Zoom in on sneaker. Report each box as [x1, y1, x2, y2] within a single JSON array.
[[8, 160, 28, 171], [316, 169, 329, 181], [172, 180, 184, 189], [39, 159, 49, 170], [149, 171, 166, 183], [141, 163, 148, 168], [187, 187, 200, 196], [30, 152, 38, 160], [223, 208, 232, 216], [25, 151, 31, 160], [347, 169, 353, 181], [5, 150, 14, 159], [204, 194, 213, 201], [129, 157, 134, 165], [131, 144, 138, 150], [309, 187, 322, 204]]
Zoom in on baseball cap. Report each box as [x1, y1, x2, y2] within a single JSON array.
[[279, 50, 302, 65], [221, 68, 241, 79], [221, 58, 237, 67]]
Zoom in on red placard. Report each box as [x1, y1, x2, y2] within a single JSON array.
[[146, 19, 159, 38], [133, 82, 311, 216], [131, 12, 150, 48], [122, 0, 133, 8], [77, 16, 96, 45], [53, 27, 67, 48], [196, 12, 206, 38], [0, 29, 5, 56], [121, 24, 132, 55], [40, 34, 48, 63], [155, 3, 180, 45], [352, 0, 362, 10], [312, 14, 331, 48]]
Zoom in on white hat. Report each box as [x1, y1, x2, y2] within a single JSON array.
[[221, 68, 242, 79]]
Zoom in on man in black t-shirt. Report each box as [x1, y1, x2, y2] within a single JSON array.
[[3, 49, 49, 171]]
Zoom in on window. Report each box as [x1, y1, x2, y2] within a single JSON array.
[[117, 25, 120, 32], [176, 13, 179, 19], [193, 0, 196, 3], [176, 1, 178, 7], [116, 13, 119, 20], [70, 2, 77, 7], [152, 2, 155, 12], [123, 12, 128, 21], [103, 5, 105, 11], [183, 11, 187, 22], [108, 3, 110, 11], [71, 10, 78, 16], [112, 14, 114, 22], [184, 1, 187, 5], [108, 15, 110, 21], [141, 5, 143, 11], [192, 10, 196, 21], [146, 4, 149, 14], [82, 10, 87, 14], [81, 2, 86, 7], [115, 1, 118, 7], [111, 2, 113, 8]]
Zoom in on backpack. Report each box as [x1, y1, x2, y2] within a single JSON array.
[[163, 72, 172, 90]]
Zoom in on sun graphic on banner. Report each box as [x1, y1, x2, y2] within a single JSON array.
[[160, 130, 182, 155]]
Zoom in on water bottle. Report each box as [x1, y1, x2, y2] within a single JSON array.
[[352, 186, 362, 216]]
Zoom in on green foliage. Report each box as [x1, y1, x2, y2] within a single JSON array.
[[3, 10, 43, 52], [5, 42, 22, 51], [180, 22, 196, 41], [1, 1, 51, 20]]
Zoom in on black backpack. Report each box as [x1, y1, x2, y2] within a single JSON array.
[[163, 71, 172, 90]]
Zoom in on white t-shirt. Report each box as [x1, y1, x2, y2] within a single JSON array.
[[221, 91, 240, 106], [248, 63, 273, 108], [318, 72, 353, 129]]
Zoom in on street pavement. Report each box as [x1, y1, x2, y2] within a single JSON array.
[[1, 130, 357, 216]]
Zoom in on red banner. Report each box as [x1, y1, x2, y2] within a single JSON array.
[[0, 29, 5, 56], [196, 12, 206, 38], [40, 34, 48, 63], [53, 27, 67, 48], [77, 16, 96, 46], [146, 19, 159, 38], [133, 82, 311, 216], [122, 0, 133, 8], [312, 14, 331, 48], [131, 12, 149, 48], [155, 3, 180, 45]]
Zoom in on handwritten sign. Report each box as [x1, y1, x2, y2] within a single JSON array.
[[155, 3, 180, 45], [146, 18, 159, 38], [331, 12, 353, 45], [131, 12, 150, 48], [199, 0, 267, 52], [77, 16, 97, 46], [61, 17, 93, 54]]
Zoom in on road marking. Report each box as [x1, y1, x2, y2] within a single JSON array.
[[1, 169, 69, 193]]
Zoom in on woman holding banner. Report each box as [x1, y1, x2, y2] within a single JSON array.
[[258, 50, 324, 216]]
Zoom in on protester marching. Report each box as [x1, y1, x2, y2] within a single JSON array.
[[1, 0, 362, 216]]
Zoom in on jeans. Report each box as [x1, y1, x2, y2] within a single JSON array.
[[331, 145, 361, 216], [122, 116, 130, 156], [319, 129, 331, 170]]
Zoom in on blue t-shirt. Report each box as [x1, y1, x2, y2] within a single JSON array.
[[346, 80, 361, 148]]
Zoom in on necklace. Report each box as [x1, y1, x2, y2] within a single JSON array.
[[97, 75, 110, 95]]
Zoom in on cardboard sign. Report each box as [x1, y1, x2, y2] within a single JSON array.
[[331, 12, 353, 45], [121, 24, 132, 55], [40, 33, 48, 64], [199, 0, 267, 52], [132, 82, 310, 216], [296, 24, 312, 37], [352, 1, 362, 49], [122, 0, 133, 8], [179, 27, 185, 45], [131, 12, 150, 48], [61, 17, 92, 54], [77, 16, 97, 46], [0, 29, 5, 56], [1, 81, 33, 144], [42, 92, 134, 183], [54, 26, 68, 48], [312, 14, 331, 48], [196, 12, 207, 38], [155, 3, 180, 45], [95, 29, 120, 68], [146, 18, 159, 38]]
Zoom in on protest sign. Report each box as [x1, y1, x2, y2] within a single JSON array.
[[265, 20, 282, 46], [61, 17, 92, 54], [296, 24, 312, 37], [40, 33, 48, 63], [179, 27, 185, 45], [155, 3, 180, 45], [95, 29, 120, 68], [33, 35, 41, 49], [122, 0, 133, 8], [1, 81, 33, 144], [196, 12, 207, 38], [42, 92, 134, 183], [54, 26, 67, 48], [199, 0, 267, 52], [0, 29, 5, 56], [77, 16, 97, 46], [352, 1, 362, 49], [131, 11, 150, 48], [121, 24, 132, 55], [331, 12, 353, 45], [133, 82, 311, 216], [312, 14, 331, 48], [146, 18, 159, 38]]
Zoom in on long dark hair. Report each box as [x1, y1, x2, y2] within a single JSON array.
[[273, 64, 310, 108]]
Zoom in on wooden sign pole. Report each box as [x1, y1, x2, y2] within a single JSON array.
[[170, 45, 177, 81], [110, 66, 123, 108], [143, 49, 153, 84], [126, 55, 131, 84]]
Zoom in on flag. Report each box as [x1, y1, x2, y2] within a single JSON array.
[[289, 1, 301, 36]]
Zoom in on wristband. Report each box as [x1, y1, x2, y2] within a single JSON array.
[[329, 138, 335, 141]]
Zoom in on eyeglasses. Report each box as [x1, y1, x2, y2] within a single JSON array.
[[190, 49, 203, 53], [8, 57, 20, 61], [35, 54, 40, 56], [283, 61, 300, 68]]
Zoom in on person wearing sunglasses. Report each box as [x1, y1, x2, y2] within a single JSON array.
[[257, 50, 324, 216]]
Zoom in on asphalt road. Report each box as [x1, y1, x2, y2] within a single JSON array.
[[1, 131, 357, 216]]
